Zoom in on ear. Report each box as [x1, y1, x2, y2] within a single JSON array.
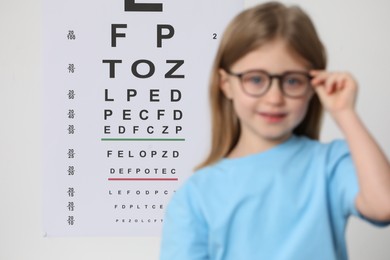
[[219, 69, 233, 99]]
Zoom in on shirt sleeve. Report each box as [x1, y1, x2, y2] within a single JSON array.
[[327, 140, 390, 227], [160, 180, 209, 260]]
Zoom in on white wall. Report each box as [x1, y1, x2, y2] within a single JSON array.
[[1, 0, 389, 259]]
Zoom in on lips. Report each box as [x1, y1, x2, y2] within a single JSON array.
[[258, 111, 287, 123]]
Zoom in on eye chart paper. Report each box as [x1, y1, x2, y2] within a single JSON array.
[[43, 0, 243, 236]]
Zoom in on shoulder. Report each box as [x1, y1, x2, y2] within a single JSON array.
[[292, 136, 352, 173], [169, 159, 235, 208], [178, 160, 227, 193], [296, 135, 349, 157], [164, 162, 226, 224], [307, 137, 354, 180], [316, 138, 351, 167]]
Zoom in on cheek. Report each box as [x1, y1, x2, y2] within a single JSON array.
[[231, 94, 256, 119], [291, 97, 311, 123]]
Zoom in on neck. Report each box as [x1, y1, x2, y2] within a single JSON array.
[[227, 133, 292, 159]]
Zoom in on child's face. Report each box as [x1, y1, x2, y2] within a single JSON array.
[[220, 39, 313, 146]]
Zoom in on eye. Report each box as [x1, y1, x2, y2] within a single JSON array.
[[242, 72, 268, 86], [284, 74, 306, 87], [249, 76, 263, 84], [282, 73, 310, 97], [286, 77, 302, 86]]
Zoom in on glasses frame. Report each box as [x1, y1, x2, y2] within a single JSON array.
[[226, 69, 313, 98]]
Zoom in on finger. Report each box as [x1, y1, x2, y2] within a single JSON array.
[[339, 72, 357, 90], [309, 70, 323, 75], [312, 79, 328, 102], [310, 71, 329, 86], [324, 73, 342, 94], [331, 73, 349, 93], [311, 72, 338, 91]]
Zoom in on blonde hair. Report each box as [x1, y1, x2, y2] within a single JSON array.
[[196, 1, 327, 170]]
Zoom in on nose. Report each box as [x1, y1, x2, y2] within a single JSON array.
[[263, 78, 284, 105]]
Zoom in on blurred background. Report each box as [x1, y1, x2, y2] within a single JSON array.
[[1, 0, 389, 259]]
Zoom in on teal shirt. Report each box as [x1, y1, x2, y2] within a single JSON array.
[[160, 135, 388, 260]]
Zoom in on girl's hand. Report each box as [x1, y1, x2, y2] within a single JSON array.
[[310, 70, 358, 119]]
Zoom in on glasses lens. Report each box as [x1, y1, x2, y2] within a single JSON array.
[[282, 73, 310, 97], [241, 71, 269, 96]]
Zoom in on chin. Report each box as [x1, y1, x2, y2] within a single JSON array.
[[262, 132, 291, 143]]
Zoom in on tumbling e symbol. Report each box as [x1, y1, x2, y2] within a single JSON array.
[[67, 216, 75, 225], [67, 125, 75, 134], [67, 188, 75, 197], [68, 110, 75, 119], [124, 0, 163, 12], [67, 30, 76, 40], [68, 166, 75, 176], [67, 202, 75, 211], [68, 64, 75, 73], [68, 90, 75, 99], [68, 149, 75, 158]]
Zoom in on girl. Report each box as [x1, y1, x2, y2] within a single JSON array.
[[160, 2, 390, 259]]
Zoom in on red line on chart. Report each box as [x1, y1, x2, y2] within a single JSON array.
[[108, 178, 178, 181]]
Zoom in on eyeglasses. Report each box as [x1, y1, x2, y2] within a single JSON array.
[[226, 69, 313, 98]]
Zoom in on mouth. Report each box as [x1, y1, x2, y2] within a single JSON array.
[[258, 112, 287, 123]]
